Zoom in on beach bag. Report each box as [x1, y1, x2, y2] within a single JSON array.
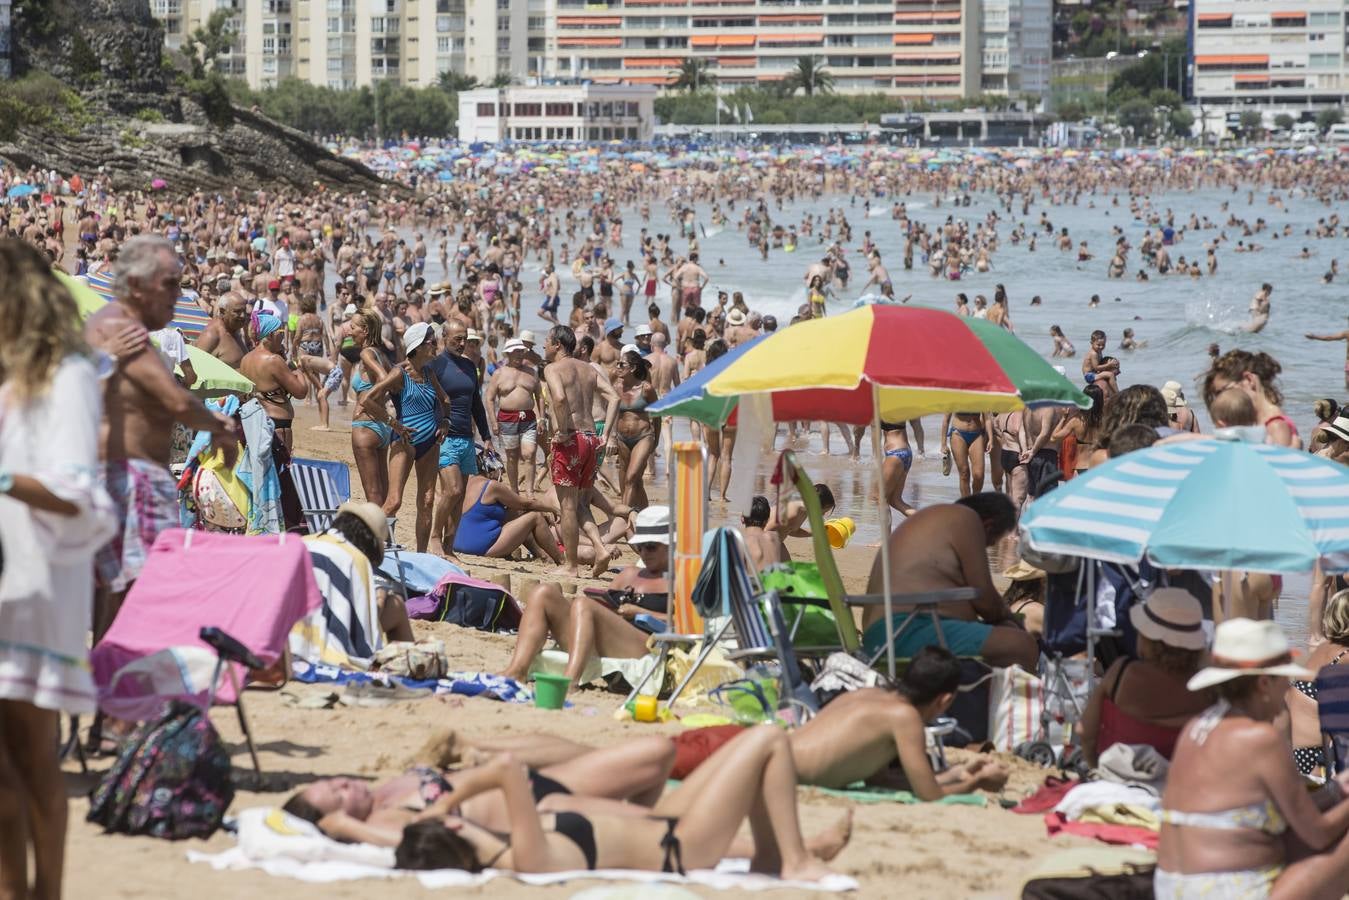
[[989, 664, 1045, 752], [371, 639, 449, 680], [439, 581, 512, 631], [1019, 848, 1156, 899], [86, 700, 234, 840], [810, 651, 893, 706]]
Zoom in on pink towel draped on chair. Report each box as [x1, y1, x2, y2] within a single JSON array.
[[92, 528, 322, 719]]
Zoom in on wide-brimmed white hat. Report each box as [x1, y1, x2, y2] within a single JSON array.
[[519, 329, 537, 344], [629, 505, 671, 546], [1129, 588, 1207, 652], [1323, 414, 1349, 443], [336, 500, 389, 544], [1161, 380, 1187, 409], [1187, 618, 1313, 691], [726, 308, 747, 326], [503, 338, 526, 353]]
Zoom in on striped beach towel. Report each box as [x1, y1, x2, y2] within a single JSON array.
[[290, 533, 383, 668]]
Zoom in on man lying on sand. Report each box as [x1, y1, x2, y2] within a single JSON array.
[[670, 646, 1009, 799]]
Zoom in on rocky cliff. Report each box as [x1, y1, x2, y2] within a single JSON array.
[[0, 0, 389, 193]]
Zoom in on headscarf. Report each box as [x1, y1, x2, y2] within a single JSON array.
[[254, 312, 283, 341]]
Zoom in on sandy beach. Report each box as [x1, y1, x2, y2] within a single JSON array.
[[62, 400, 1092, 900]]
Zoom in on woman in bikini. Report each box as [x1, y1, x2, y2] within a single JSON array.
[[1050, 383, 1104, 478], [1203, 350, 1302, 449], [612, 348, 658, 510], [879, 421, 916, 517], [940, 411, 986, 497], [1288, 590, 1349, 777], [291, 294, 338, 431], [239, 313, 309, 452], [346, 311, 395, 506], [283, 733, 677, 845], [1078, 589, 1211, 767], [360, 323, 446, 546], [1156, 618, 1349, 899], [396, 727, 839, 883]]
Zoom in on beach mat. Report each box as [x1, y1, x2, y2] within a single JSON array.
[[187, 808, 860, 892], [810, 784, 986, 806], [290, 659, 532, 704]]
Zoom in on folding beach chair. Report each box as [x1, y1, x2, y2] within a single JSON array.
[[1318, 662, 1349, 777], [90, 529, 323, 774], [291, 457, 408, 601]]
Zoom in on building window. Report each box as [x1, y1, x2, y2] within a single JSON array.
[[546, 102, 573, 115], [514, 102, 542, 115], [436, 36, 451, 53], [477, 102, 496, 116], [528, 16, 546, 29], [527, 37, 544, 50], [498, 16, 510, 30]]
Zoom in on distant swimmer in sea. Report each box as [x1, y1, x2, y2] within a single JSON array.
[[1244, 282, 1272, 334]]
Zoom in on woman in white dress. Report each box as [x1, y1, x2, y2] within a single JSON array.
[[0, 240, 116, 900]]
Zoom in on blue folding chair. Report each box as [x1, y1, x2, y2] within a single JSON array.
[[290, 457, 405, 601], [1317, 662, 1349, 776]]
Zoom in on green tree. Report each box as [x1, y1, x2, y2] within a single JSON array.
[[490, 73, 514, 88], [179, 8, 236, 80], [1274, 113, 1295, 131], [1239, 109, 1264, 138], [670, 59, 716, 93], [1070, 10, 1092, 35], [1317, 107, 1344, 131], [1169, 107, 1194, 138], [438, 71, 479, 92], [1055, 100, 1087, 122], [1117, 97, 1156, 137], [1148, 88, 1182, 111], [784, 56, 833, 96]]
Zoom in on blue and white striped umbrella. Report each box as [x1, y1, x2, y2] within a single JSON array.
[[1021, 438, 1349, 574]]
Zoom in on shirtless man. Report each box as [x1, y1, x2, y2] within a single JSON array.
[[724, 308, 757, 348], [543, 325, 621, 576], [85, 235, 239, 641], [741, 496, 787, 571], [194, 292, 249, 367], [673, 647, 1009, 799], [1306, 316, 1349, 390], [647, 333, 680, 399], [861, 493, 1038, 670], [861, 253, 894, 301], [595, 317, 624, 381], [540, 265, 561, 323], [674, 252, 709, 311], [1245, 282, 1273, 333], [485, 339, 543, 496]]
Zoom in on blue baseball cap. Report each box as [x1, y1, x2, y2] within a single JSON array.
[[604, 317, 623, 335]]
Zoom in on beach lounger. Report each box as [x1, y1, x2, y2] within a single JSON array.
[[291, 457, 409, 602], [90, 529, 323, 773]]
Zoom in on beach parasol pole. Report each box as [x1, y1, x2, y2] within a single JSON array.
[[871, 382, 897, 679]]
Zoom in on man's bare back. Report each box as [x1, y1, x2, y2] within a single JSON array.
[[545, 356, 601, 434], [788, 688, 923, 789], [863, 504, 990, 627]]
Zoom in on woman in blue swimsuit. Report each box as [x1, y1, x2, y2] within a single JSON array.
[[452, 472, 562, 563], [360, 322, 446, 547], [940, 411, 987, 497], [880, 420, 916, 517], [348, 311, 396, 506]]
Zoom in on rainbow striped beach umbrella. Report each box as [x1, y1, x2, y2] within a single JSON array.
[[701, 305, 1090, 424]]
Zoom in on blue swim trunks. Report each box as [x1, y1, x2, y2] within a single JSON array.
[[438, 436, 479, 473], [862, 613, 992, 659]]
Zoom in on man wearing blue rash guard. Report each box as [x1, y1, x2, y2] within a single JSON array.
[[427, 319, 494, 562]]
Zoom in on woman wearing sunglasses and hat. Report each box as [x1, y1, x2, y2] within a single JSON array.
[[1155, 618, 1349, 899]]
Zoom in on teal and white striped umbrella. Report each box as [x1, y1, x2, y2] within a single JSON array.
[[1021, 438, 1349, 574]]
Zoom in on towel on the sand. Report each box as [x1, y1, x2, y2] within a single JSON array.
[[810, 785, 986, 806], [187, 808, 859, 892], [290, 659, 531, 704], [1044, 813, 1159, 850], [290, 533, 383, 669], [376, 552, 462, 595]]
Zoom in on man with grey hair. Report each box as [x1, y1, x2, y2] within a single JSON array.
[[194, 291, 249, 367], [85, 234, 239, 640]]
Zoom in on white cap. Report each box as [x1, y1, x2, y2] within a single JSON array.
[[403, 321, 434, 354], [634, 325, 653, 338], [621, 343, 640, 358], [343, 303, 358, 317], [466, 328, 482, 342]]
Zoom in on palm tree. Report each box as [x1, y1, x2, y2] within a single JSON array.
[[670, 58, 716, 94], [490, 73, 515, 88], [437, 71, 479, 92], [785, 56, 833, 96]]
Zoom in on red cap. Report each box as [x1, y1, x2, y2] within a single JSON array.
[[268, 280, 281, 291]]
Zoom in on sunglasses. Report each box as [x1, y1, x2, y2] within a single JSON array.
[[634, 542, 663, 552]]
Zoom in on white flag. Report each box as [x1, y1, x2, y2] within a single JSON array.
[[716, 95, 731, 116], [730, 103, 741, 123], [744, 103, 754, 124]]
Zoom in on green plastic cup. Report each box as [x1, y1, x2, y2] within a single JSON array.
[[532, 672, 571, 710]]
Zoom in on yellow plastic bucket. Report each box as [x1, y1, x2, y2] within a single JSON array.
[[824, 516, 856, 550]]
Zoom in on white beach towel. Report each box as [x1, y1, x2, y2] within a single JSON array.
[[187, 808, 858, 892]]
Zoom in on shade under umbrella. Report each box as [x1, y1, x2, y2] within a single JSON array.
[[1021, 437, 1349, 574]]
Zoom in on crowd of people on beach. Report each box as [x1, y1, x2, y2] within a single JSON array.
[[7, 140, 1349, 897]]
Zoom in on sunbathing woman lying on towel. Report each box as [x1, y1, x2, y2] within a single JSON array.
[[499, 505, 671, 685], [395, 725, 846, 881], [282, 734, 675, 844]]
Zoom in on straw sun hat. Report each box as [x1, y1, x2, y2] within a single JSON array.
[[1186, 618, 1313, 691], [337, 500, 389, 545], [1128, 588, 1207, 652]]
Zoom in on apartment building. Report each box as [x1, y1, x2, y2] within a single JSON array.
[[979, 0, 1051, 96], [1191, 0, 1349, 106], [0, 0, 11, 80], [151, 0, 1050, 100], [154, 0, 544, 89]]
